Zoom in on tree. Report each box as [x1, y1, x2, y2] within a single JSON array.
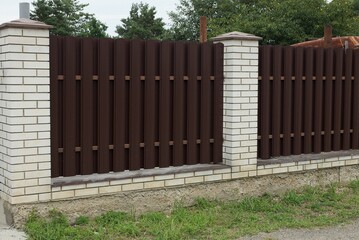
[[169, 0, 359, 45], [31, 0, 108, 37], [168, 0, 240, 41], [78, 17, 108, 38], [116, 2, 166, 40]]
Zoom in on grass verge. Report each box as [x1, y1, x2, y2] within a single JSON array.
[[25, 180, 359, 240]]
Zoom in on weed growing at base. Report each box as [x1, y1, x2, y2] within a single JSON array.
[[25, 180, 359, 240]]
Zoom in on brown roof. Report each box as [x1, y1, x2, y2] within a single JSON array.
[[291, 36, 359, 49]]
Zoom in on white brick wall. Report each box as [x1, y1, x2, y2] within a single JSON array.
[[213, 32, 260, 169], [1, 27, 358, 205], [0, 21, 51, 204]]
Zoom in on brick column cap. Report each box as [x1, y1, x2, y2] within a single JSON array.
[[212, 31, 262, 41], [0, 18, 52, 30]]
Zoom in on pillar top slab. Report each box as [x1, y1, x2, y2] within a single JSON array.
[[0, 18, 52, 30], [212, 31, 262, 41]]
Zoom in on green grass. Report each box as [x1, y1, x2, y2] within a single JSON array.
[[25, 180, 359, 240]]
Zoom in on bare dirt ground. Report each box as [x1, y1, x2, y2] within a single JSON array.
[[240, 218, 359, 240]]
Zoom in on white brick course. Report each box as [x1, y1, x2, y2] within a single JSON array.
[[23, 29, 49, 37], [4, 36, 36, 45]]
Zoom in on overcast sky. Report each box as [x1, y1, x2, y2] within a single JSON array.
[[0, 0, 180, 36]]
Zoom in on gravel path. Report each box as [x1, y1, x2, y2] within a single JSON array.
[[0, 224, 26, 240], [240, 219, 359, 240]]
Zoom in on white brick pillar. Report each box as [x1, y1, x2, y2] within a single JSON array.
[[0, 19, 52, 204], [212, 32, 261, 174]]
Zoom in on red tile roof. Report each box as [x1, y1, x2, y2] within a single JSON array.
[[291, 36, 359, 48]]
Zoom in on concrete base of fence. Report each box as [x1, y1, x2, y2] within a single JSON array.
[[5, 164, 359, 228]]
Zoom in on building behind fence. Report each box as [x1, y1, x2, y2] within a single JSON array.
[[1, 18, 359, 226]]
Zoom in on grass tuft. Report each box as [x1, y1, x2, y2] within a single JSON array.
[[25, 180, 359, 240]]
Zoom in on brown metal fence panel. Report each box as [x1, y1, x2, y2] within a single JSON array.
[[98, 39, 111, 173], [259, 46, 271, 159], [333, 48, 343, 151], [173, 42, 185, 166], [343, 49, 353, 150], [352, 51, 359, 148], [303, 48, 314, 154], [63, 37, 77, 176], [293, 47, 303, 155], [313, 48, 324, 153], [187, 42, 199, 165], [324, 49, 334, 152], [259, 45, 359, 159], [200, 42, 212, 164], [50, 36, 224, 177], [213, 43, 224, 163], [159, 41, 171, 168], [144, 40, 157, 169], [129, 40, 142, 171], [272, 46, 281, 156], [81, 38, 94, 175], [282, 47, 293, 156], [113, 39, 129, 172], [50, 36, 59, 177]]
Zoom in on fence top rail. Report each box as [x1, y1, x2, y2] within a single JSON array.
[[50, 35, 224, 46], [260, 45, 359, 50], [258, 76, 356, 80], [56, 75, 216, 81]]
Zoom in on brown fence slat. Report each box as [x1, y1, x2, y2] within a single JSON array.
[[159, 41, 171, 168], [213, 43, 224, 163], [98, 39, 111, 173], [200, 42, 212, 163], [282, 47, 292, 156], [113, 39, 129, 171], [259, 46, 271, 159], [80, 38, 94, 175], [63, 37, 77, 176], [303, 47, 314, 154], [173, 42, 185, 166], [323, 48, 334, 152], [352, 50, 359, 148], [333, 48, 343, 151], [313, 48, 324, 153], [187, 42, 199, 165], [272, 46, 281, 156], [129, 40, 142, 170], [144, 40, 157, 169], [343, 49, 353, 150], [50, 36, 60, 177], [293, 47, 304, 155]]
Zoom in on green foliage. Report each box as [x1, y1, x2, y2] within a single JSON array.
[[78, 17, 108, 38], [116, 2, 166, 40], [168, 0, 240, 41], [75, 215, 89, 225], [169, 0, 359, 44], [31, 0, 108, 37], [349, 179, 359, 192], [25, 180, 359, 240]]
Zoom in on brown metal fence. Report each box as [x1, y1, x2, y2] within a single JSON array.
[[50, 36, 224, 177], [258, 46, 359, 159]]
